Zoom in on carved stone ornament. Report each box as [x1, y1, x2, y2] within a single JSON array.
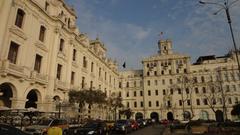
[[9, 27, 27, 40]]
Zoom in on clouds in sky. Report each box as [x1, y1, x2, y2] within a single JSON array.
[[66, 0, 240, 69]]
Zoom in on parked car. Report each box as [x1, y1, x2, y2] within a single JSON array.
[[74, 120, 107, 135], [0, 123, 30, 135], [112, 119, 132, 134], [24, 118, 69, 135], [136, 119, 146, 128], [160, 119, 169, 126], [130, 119, 139, 130]]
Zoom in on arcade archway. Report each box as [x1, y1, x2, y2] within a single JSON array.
[[215, 110, 224, 122], [25, 89, 40, 109], [150, 112, 159, 122], [167, 112, 174, 121], [199, 111, 209, 120], [135, 112, 143, 120], [0, 83, 15, 108]]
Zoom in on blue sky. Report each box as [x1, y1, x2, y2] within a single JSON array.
[[65, 0, 240, 69]]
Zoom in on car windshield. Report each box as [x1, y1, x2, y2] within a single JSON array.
[[38, 119, 52, 126], [84, 122, 99, 128]]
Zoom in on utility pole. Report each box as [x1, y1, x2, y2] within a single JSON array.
[[199, 0, 240, 74]]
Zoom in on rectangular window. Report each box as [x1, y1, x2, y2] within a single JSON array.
[[156, 101, 159, 107], [8, 41, 19, 64], [169, 79, 173, 84], [39, 26, 46, 42], [179, 100, 182, 106], [134, 102, 137, 108], [119, 82, 122, 88], [140, 91, 143, 96], [186, 88, 189, 94], [155, 90, 158, 96], [127, 102, 129, 108], [71, 71, 75, 85], [140, 101, 143, 107], [91, 62, 94, 72], [59, 39, 64, 52], [203, 98, 208, 105], [196, 99, 200, 105], [134, 91, 137, 97], [148, 101, 152, 107], [187, 99, 191, 106], [83, 56, 87, 68], [178, 89, 182, 94], [56, 64, 62, 80], [163, 89, 166, 95], [90, 81, 93, 89], [15, 9, 25, 28], [228, 98, 232, 104], [34, 54, 42, 73], [72, 49, 76, 61], [148, 90, 151, 96], [147, 80, 150, 86], [82, 77, 85, 88], [126, 92, 129, 97], [154, 71, 157, 76], [170, 89, 173, 95], [202, 87, 206, 93], [195, 87, 199, 94]]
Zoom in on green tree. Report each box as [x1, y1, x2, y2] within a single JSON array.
[[120, 108, 134, 119], [68, 89, 107, 119], [107, 93, 124, 121]]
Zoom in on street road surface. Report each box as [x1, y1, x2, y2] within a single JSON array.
[[110, 125, 165, 135]]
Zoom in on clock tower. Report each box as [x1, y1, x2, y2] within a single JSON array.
[[158, 39, 173, 55]]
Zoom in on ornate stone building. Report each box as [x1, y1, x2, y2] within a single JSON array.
[[0, 0, 119, 119], [120, 39, 240, 121], [1, 0, 239, 122]]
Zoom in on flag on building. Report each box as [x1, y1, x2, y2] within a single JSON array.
[[122, 62, 126, 68]]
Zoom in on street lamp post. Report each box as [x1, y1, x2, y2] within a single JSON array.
[[199, 0, 240, 73], [58, 102, 61, 119]]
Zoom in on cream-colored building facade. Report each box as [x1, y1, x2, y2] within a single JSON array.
[[1, 0, 239, 122], [120, 39, 240, 121], [0, 0, 119, 119]]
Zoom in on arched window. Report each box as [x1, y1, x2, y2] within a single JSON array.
[[15, 9, 25, 28]]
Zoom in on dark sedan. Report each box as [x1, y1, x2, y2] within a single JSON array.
[[112, 120, 132, 134], [74, 120, 107, 135], [0, 123, 30, 135]]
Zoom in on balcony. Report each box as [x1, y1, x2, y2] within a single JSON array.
[[55, 79, 68, 90], [30, 71, 48, 85], [0, 60, 25, 78]]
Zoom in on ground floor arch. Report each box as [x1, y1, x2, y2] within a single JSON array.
[[25, 89, 41, 109], [199, 110, 209, 120], [150, 112, 159, 122], [216, 110, 224, 122], [167, 112, 174, 121], [0, 83, 16, 108], [135, 112, 143, 120]]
